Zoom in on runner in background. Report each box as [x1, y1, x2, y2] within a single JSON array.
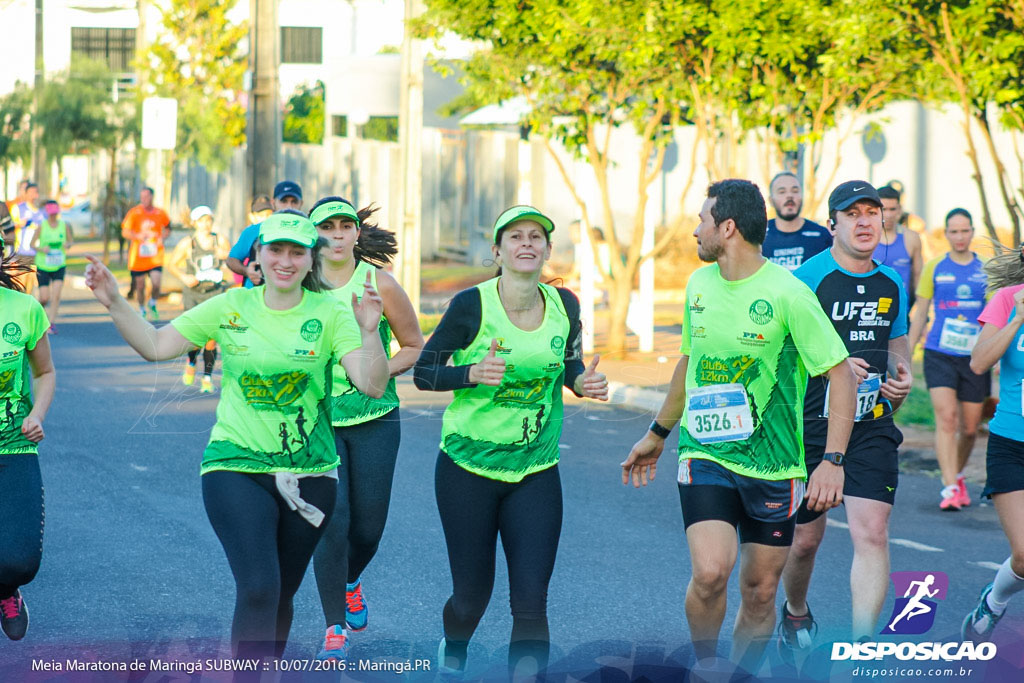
[[230, 195, 274, 286], [0, 234, 56, 642], [227, 184, 301, 288], [622, 179, 855, 677], [84, 211, 389, 664], [166, 205, 231, 393], [29, 201, 73, 334], [11, 183, 43, 294], [121, 186, 170, 320], [414, 205, 608, 679], [908, 208, 988, 511], [873, 185, 923, 318], [760, 172, 832, 271], [308, 197, 424, 661], [961, 245, 1024, 643], [779, 181, 911, 657]]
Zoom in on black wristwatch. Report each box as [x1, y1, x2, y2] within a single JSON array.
[[823, 451, 845, 466], [649, 420, 672, 439]]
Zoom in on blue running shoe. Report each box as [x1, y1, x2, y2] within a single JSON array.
[[345, 579, 368, 631], [316, 625, 349, 661], [962, 583, 1003, 643]]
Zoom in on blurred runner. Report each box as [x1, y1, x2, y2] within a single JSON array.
[[761, 172, 832, 271], [29, 201, 73, 334], [121, 186, 170, 320]]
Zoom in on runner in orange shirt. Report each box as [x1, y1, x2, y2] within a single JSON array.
[[121, 186, 171, 320]]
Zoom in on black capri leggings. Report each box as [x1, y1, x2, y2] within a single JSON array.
[[313, 409, 401, 627], [434, 452, 562, 675], [202, 470, 336, 660], [0, 454, 44, 599]]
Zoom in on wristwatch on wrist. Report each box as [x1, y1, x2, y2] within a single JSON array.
[[649, 420, 672, 439], [823, 451, 845, 466]]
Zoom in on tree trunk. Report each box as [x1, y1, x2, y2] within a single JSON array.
[[976, 111, 1022, 245], [605, 274, 634, 358], [102, 144, 117, 264]]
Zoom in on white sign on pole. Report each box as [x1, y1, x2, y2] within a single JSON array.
[[141, 97, 178, 150]]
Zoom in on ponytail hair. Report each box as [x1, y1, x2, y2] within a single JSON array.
[[310, 196, 398, 268], [302, 237, 333, 293], [983, 240, 1024, 295], [0, 253, 33, 292]]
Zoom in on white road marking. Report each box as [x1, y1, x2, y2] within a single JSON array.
[[970, 561, 1003, 571], [826, 518, 944, 552]]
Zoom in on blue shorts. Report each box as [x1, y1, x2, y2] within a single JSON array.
[[677, 458, 805, 546]]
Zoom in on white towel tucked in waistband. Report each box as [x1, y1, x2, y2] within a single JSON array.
[[274, 468, 339, 527]]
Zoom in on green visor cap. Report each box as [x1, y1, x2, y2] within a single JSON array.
[[310, 200, 359, 226], [259, 213, 318, 248], [492, 205, 555, 241]]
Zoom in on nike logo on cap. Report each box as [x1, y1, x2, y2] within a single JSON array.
[[853, 186, 866, 191]]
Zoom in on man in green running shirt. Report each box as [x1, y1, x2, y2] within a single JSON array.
[[621, 179, 856, 676]]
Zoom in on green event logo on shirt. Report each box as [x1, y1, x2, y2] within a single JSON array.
[[301, 319, 323, 342], [494, 378, 550, 405], [550, 336, 565, 356], [2, 323, 22, 344], [240, 370, 310, 411], [749, 299, 774, 325]]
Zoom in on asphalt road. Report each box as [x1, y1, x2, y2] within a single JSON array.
[[1, 289, 1022, 682]]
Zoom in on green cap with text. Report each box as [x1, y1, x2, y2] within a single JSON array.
[[310, 200, 360, 227], [259, 212, 318, 248], [492, 205, 555, 242]]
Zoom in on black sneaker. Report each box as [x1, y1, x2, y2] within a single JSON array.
[[1, 589, 29, 640], [777, 601, 816, 664]]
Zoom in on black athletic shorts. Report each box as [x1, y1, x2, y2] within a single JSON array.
[[677, 458, 804, 546], [798, 422, 903, 524], [36, 267, 66, 286], [923, 348, 990, 403], [130, 265, 163, 278], [982, 432, 1024, 499]]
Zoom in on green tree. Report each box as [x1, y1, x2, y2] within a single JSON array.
[[283, 81, 325, 144], [35, 59, 121, 177], [902, 0, 1024, 243], [421, 0, 698, 356], [421, 0, 919, 355], [147, 0, 247, 203], [0, 82, 32, 193]]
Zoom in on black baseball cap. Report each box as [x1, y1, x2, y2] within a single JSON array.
[[273, 181, 302, 201], [828, 181, 882, 213]]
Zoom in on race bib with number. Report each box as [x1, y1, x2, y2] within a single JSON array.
[[823, 371, 882, 421], [939, 318, 980, 354], [44, 250, 64, 268], [686, 383, 754, 444], [196, 268, 224, 283], [139, 239, 158, 257]]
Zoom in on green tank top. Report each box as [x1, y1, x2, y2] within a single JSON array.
[[34, 220, 67, 272], [327, 260, 399, 426], [440, 278, 570, 482]]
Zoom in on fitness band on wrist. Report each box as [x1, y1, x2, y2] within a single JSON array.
[[649, 420, 671, 439]]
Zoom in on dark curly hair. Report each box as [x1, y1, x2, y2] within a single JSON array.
[[309, 196, 398, 268]]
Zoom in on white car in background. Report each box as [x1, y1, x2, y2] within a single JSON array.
[[61, 199, 98, 237]]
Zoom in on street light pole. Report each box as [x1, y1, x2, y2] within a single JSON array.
[[31, 0, 48, 197], [397, 0, 424, 314], [247, 0, 281, 202]]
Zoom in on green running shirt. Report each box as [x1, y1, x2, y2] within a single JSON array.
[[326, 260, 399, 427], [440, 279, 570, 482], [679, 261, 848, 480], [171, 287, 363, 475], [0, 288, 49, 455], [34, 220, 67, 272]]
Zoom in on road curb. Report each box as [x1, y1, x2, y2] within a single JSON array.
[[607, 381, 666, 414]]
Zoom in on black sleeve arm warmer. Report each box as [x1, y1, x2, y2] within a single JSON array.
[[413, 289, 482, 392], [558, 287, 586, 396]]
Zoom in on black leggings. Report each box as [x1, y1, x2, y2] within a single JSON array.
[[0, 454, 44, 599], [187, 340, 217, 376], [434, 452, 562, 676], [313, 409, 401, 626], [202, 470, 336, 660]]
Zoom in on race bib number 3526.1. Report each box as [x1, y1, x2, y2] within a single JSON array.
[[686, 383, 754, 444]]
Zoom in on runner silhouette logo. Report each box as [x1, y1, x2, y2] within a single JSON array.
[[881, 571, 948, 635]]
